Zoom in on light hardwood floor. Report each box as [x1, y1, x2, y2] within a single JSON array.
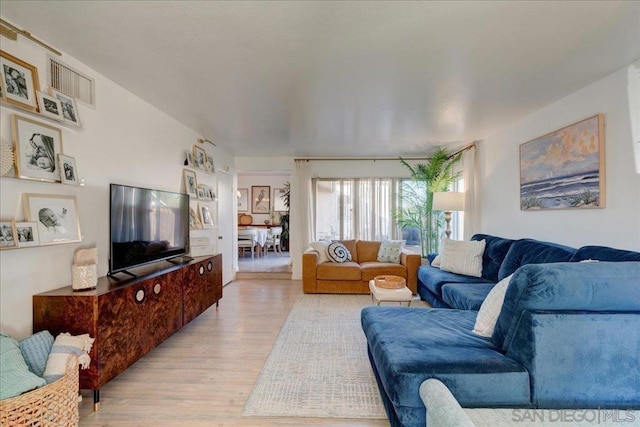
[[78, 278, 389, 426]]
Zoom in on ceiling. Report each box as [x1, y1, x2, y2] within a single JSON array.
[[1, 1, 639, 158]]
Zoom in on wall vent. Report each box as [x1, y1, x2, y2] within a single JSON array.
[[48, 55, 95, 108]]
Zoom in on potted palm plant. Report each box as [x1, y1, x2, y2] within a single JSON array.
[[394, 147, 462, 257], [278, 181, 290, 251]]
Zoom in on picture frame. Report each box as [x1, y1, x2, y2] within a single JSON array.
[[189, 200, 202, 229], [50, 88, 81, 127], [12, 114, 63, 182], [520, 114, 605, 210], [197, 187, 206, 199], [36, 91, 64, 121], [0, 219, 18, 250], [183, 169, 198, 198], [23, 193, 82, 246], [15, 221, 40, 248], [184, 149, 194, 167], [193, 145, 207, 170], [58, 154, 79, 185], [205, 154, 215, 173], [200, 203, 213, 228], [0, 50, 40, 112], [197, 184, 210, 201], [251, 185, 270, 214], [237, 188, 249, 212], [273, 187, 287, 211]]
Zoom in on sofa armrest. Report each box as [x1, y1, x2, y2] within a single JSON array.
[[303, 249, 319, 293], [419, 379, 476, 427], [400, 249, 421, 294]]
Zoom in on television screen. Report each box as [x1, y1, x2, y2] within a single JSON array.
[[109, 184, 190, 275]]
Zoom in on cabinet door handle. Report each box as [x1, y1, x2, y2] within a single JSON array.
[[207, 261, 213, 272], [135, 288, 145, 304], [153, 283, 162, 295], [199, 265, 205, 276]]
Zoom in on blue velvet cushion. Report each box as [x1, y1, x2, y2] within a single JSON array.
[[441, 282, 496, 311], [498, 238, 576, 280], [570, 245, 640, 262], [492, 262, 640, 351], [470, 234, 515, 282], [362, 307, 530, 427], [417, 265, 491, 297]]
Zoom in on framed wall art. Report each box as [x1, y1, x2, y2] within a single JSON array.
[[23, 193, 82, 246], [16, 221, 40, 248], [0, 219, 18, 250], [237, 188, 249, 212], [193, 145, 206, 170], [200, 203, 213, 228], [251, 185, 270, 214], [205, 154, 215, 173], [50, 88, 81, 127], [58, 154, 79, 185], [273, 187, 287, 211], [183, 169, 198, 198], [189, 200, 202, 229], [0, 50, 40, 112], [12, 115, 63, 182], [36, 91, 64, 121], [520, 114, 605, 210]]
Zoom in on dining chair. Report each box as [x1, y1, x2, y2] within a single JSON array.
[[238, 228, 258, 258], [264, 226, 283, 257]]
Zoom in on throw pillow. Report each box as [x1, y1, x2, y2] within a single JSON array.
[[43, 333, 94, 383], [439, 238, 486, 277], [327, 242, 352, 263], [0, 333, 46, 400], [472, 274, 514, 337], [377, 240, 404, 263], [308, 241, 331, 264], [431, 255, 441, 268], [19, 330, 54, 377]]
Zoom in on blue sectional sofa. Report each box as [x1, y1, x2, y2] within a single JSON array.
[[361, 236, 640, 427]]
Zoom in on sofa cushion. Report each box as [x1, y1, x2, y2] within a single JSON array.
[[471, 234, 516, 282], [377, 240, 403, 263], [498, 238, 575, 280], [473, 274, 513, 337], [418, 265, 492, 297], [0, 333, 46, 400], [441, 282, 496, 311], [357, 240, 381, 263], [492, 262, 640, 351], [327, 242, 352, 263], [361, 307, 530, 426], [316, 261, 361, 280], [361, 262, 407, 282], [439, 239, 486, 277], [570, 245, 640, 262]]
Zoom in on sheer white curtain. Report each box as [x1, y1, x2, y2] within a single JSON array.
[[291, 160, 313, 280], [462, 145, 478, 240]]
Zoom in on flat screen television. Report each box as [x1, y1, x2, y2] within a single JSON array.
[[109, 183, 190, 276]]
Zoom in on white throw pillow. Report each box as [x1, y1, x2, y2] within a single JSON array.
[[377, 240, 404, 263], [472, 274, 514, 337], [327, 242, 352, 263], [439, 238, 485, 277], [430, 255, 441, 268], [308, 241, 331, 264]]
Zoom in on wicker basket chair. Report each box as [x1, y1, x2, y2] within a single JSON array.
[[0, 355, 79, 426]]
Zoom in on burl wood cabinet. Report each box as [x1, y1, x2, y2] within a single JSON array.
[[32, 254, 222, 410]]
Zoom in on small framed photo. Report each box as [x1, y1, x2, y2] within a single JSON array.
[[0, 219, 18, 250], [251, 185, 270, 214], [205, 154, 215, 173], [193, 145, 207, 170], [58, 154, 79, 185], [50, 88, 81, 127], [198, 184, 210, 201], [184, 149, 194, 167], [12, 114, 63, 182], [37, 91, 64, 121], [237, 188, 249, 212], [200, 203, 213, 228], [15, 221, 40, 248], [0, 50, 40, 112], [197, 187, 206, 199], [183, 169, 198, 198], [189, 201, 202, 229], [23, 193, 82, 246]]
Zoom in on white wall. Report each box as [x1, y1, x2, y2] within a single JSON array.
[[478, 65, 640, 250], [0, 35, 234, 338]]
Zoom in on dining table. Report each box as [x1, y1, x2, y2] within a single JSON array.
[[239, 227, 269, 257]]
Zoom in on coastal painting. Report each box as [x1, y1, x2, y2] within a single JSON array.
[[520, 114, 605, 210]]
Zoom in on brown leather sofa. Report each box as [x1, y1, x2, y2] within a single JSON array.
[[303, 240, 421, 294]]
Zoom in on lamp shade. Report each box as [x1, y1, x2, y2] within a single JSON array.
[[432, 192, 465, 211]]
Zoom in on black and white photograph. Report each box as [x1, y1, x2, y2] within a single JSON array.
[[189, 200, 202, 229], [200, 203, 213, 228], [58, 154, 79, 185], [193, 145, 206, 170], [205, 154, 215, 173], [23, 193, 82, 246], [12, 115, 63, 182], [0, 219, 18, 250], [184, 149, 194, 167], [0, 50, 40, 112], [37, 91, 64, 121], [16, 221, 40, 248], [183, 169, 198, 198], [50, 88, 82, 127]]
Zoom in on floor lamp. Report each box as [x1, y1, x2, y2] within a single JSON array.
[[432, 192, 465, 239]]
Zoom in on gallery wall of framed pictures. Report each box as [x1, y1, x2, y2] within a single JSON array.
[[182, 143, 217, 233]]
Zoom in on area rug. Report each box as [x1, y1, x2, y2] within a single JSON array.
[[243, 293, 425, 419]]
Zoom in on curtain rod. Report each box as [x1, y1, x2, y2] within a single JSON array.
[[294, 142, 477, 162]]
